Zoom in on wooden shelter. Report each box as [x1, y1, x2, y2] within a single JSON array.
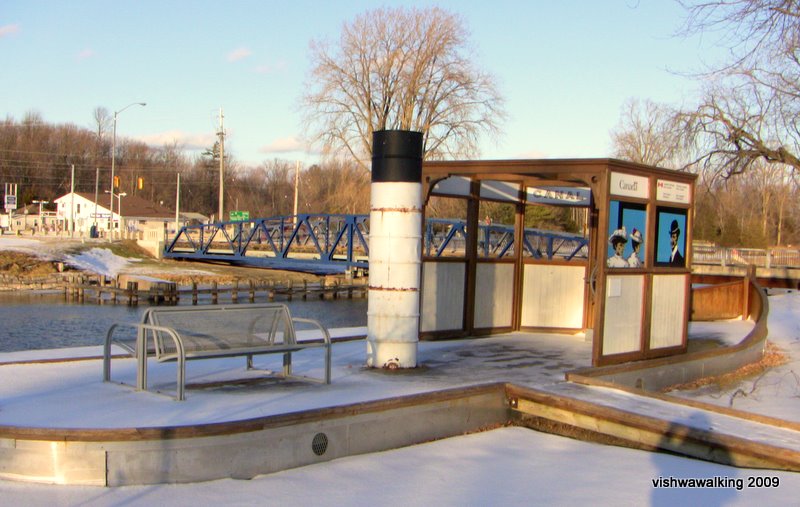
[[420, 159, 697, 366]]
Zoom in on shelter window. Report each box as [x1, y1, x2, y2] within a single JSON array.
[[523, 203, 589, 262], [423, 196, 467, 258], [478, 201, 516, 259]]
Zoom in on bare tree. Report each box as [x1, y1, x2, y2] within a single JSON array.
[[677, 1, 800, 177], [92, 106, 112, 141], [610, 98, 698, 169], [301, 6, 505, 170]]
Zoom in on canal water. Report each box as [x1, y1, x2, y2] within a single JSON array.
[[0, 292, 368, 353]]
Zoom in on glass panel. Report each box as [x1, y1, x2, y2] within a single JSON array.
[[478, 201, 516, 259], [523, 204, 589, 261], [424, 196, 467, 258]]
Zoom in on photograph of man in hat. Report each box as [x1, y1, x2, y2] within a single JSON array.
[[607, 226, 629, 268], [628, 228, 643, 268], [669, 219, 684, 267]]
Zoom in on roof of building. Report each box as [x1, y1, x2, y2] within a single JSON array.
[[61, 192, 175, 219]]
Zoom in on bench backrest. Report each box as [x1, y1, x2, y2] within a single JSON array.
[[141, 303, 297, 359]]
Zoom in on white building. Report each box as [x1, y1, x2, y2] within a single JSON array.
[[53, 192, 176, 239]]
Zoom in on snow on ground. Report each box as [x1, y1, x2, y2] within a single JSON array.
[[0, 427, 797, 506], [0, 332, 589, 428], [63, 247, 139, 277], [0, 235, 215, 278], [0, 236, 89, 260], [672, 291, 800, 421], [0, 300, 797, 505], [0, 236, 798, 505], [0, 236, 136, 276]]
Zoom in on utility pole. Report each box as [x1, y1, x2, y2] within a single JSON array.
[[70, 164, 75, 237], [293, 160, 300, 225], [93, 167, 99, 230], [218, 107, 225, 222], [175, 172, 181, 237]]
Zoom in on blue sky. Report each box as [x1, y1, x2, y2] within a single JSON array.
[[1, 1, 722, 167]]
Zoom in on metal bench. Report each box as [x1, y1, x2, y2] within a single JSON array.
[[103, 303, 331, 400]]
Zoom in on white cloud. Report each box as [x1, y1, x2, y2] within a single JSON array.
[[0, 24, 20, 38], [76, 48, 96, 60], [258, 136, 318, 155], [137, 130, 216, 151], [254, 60, 287, 75], [227, 47, 252, 62]]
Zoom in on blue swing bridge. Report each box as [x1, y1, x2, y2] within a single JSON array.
[[163, 214, 589, 275]]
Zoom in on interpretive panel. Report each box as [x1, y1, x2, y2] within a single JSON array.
[[420, 261, 465, 332], [649, 274, 688, 349], [521, 264, 585, 328], [602, 275, 644, 355], [474, 263, 514, 329]]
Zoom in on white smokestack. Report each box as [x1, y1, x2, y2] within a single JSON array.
[[367, 130, 423, 369]]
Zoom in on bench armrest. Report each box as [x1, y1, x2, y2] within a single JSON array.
[[104, 321, 186, 398], [291, 317, 331, 344], [291, 317, 332, 384]]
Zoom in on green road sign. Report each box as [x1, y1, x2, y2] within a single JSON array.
[[229, 211, 250, 222]]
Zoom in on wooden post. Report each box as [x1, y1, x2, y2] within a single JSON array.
[[287, 280, 293, 301], [232, 279, 239, 303], [192, 281, 198, 305], [268, 281, 275, 301], [127, 281, 139, 305], [743, 265, 756, 320], [212, 281, 218, 304], [249, 280, 255, 302], [97, 276, 105, 304], [110, 277, 117, 304]]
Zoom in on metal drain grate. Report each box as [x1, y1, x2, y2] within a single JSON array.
[[312, 432, 329, 456]]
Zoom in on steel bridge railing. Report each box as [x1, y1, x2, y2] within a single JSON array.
[[164, 214, 370, 273], [424, 218, 589, 260], [164, 214, 590, 273]]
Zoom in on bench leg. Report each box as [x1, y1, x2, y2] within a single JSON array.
[[177, 355, 186, 401], [137, 328, 148, 391], [283, 351, 292, 377]]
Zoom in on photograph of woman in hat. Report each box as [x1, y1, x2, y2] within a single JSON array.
[[628, 228, 643, 267], [607, 226, 629, 268]]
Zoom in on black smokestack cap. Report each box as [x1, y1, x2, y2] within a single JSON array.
[[371, 130, 423, 183]]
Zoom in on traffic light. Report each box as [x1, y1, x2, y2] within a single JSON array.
[[137, 177, 144, 190], [113, 175, 120, 189]]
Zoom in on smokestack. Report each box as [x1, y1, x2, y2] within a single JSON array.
[[367, 130, 423, 369]]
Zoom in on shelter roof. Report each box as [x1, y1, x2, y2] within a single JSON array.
[[422, 158, 697, 187]]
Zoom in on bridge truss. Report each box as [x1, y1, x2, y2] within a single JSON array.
[[163, 214, 589, 274]]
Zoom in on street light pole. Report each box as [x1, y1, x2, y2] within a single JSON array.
[[109, 102, 145, 240], [32, 199, 49, 232], [105, 191, 127, 236]]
